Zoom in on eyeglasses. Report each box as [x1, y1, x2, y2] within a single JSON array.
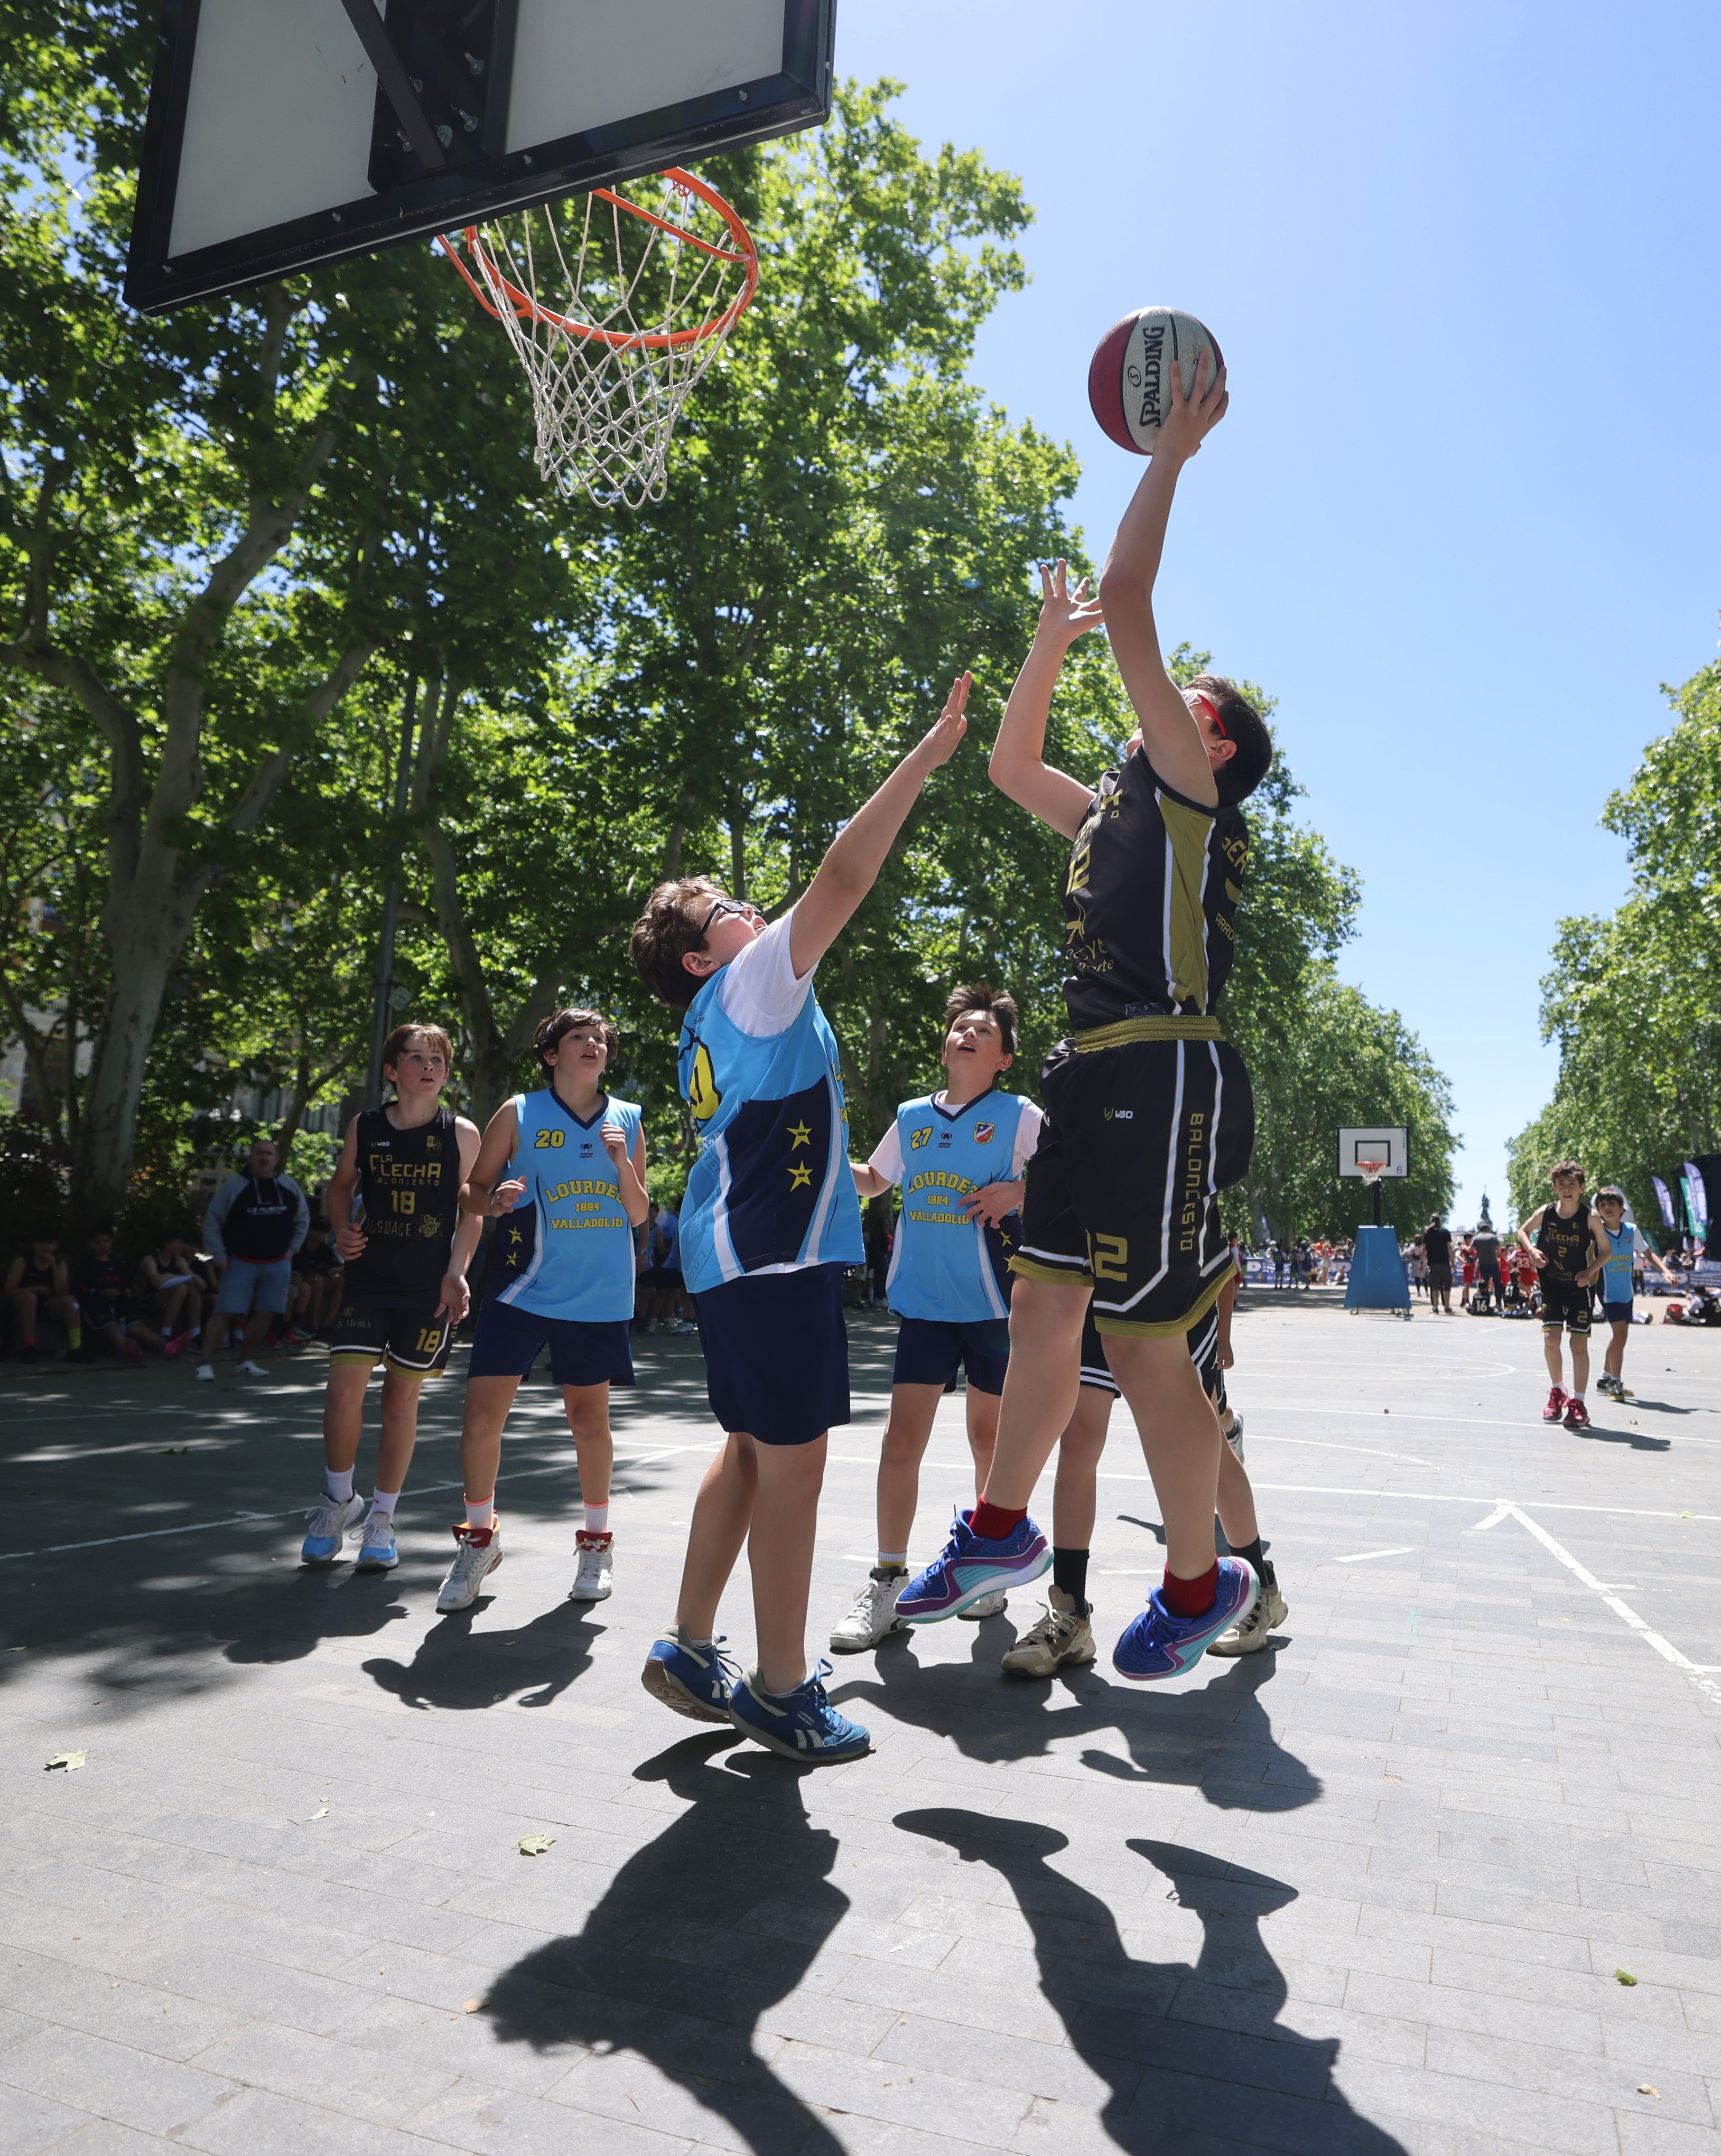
[[1186, 688, 1230, 741], [699, 895, 764, 937]]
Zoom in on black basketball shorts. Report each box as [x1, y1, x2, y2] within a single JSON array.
[[1079, 1302, 1227, 1412], [329, 1291, 453, 1375], [1012, 1033, 1254, 1338], [1539, 1278, 1592, 1336]]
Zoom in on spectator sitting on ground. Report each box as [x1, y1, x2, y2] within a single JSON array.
[[5, 1231, 81, 1361], [199, 1137, 310, 1381], [135, 1231, 203, 1351], [73, 1227, 166, 1360], [287, 1218, 344, 1341]]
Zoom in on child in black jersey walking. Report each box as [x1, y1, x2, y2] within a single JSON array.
[[1517, 1159, 1610, 1431], [303, 1025, 483, 1569], [897, 355, 1280, 1679]]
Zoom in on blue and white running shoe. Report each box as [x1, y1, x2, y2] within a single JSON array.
[[300, 1492, 364, 1565], [1112, 1558, 1258, 1682], [641, 1627, 739, 1724], [729, 1660, 872, 1763], [897, 1510, 1050, 1625], [352, 1514, 398, 1571]]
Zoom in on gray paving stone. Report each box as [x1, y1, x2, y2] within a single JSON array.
[[0, 2024, 237, 2140], [0, 2089, 105, 2156]]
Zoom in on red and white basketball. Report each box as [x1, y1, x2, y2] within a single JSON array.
[[1087, 307, 1224, 455]]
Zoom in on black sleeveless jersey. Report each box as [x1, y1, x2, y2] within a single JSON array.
[[1060, 752, 1249, 1031], [1536, 1200, 1594, 1283], [347, 1105, 459, 1304]]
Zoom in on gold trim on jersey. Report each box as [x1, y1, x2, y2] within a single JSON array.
[[1070, 1016, 1223, 1051]]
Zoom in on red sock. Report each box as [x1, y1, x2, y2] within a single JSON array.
[[970, 1499, 1026, 1542], [1162, 1562, 1219, 1618]]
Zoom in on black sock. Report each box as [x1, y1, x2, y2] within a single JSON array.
[[1052, 1546, 1090, 1615], [1230, 1536, 1276, 1588]]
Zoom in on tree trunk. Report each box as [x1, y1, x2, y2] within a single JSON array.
[[74, 888, 199, 1216]]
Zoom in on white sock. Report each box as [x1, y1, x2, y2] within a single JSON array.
[[583, 1502, 610, 1537], [1570, 1392, 1584, 1404], [325, 1467, 355, 1504], [368, 1488, 401, 1521], [465, 1495, 496, 1532], [876, 1550, 908, 1571]]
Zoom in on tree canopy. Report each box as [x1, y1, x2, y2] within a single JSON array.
[[0, 22, 1456, 1250]]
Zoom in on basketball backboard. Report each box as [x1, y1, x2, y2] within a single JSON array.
[[125, 0, 836, 314], [1337, 1126, 1410, 1179]]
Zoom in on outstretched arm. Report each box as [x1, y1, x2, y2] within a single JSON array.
[[1098, 354, 1230, 806], [988, 561, 1108, 839], [788, 675, 970, 978]]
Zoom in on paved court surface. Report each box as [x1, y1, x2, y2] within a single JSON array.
[[2, 1290, 1720, 2156]]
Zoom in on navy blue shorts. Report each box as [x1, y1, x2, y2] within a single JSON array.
[[892, 1315, 1010, 1396], [694, 1263, 849, 1446], [468, 1294, 635, 1388], [1601, 1299, 1634, 1324]]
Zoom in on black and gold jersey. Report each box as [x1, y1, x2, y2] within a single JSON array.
[[1536, 1200, 1594, 1284], [1060, 752, 1248, 1031], [346, 1104, 459, 1303]]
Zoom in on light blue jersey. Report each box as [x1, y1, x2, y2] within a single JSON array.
[[490, 1089, 642, 1323], [1599, 1220, 1637, 1303], [677, 917, 862, 1296], [872, 1088, 1042, 1323]]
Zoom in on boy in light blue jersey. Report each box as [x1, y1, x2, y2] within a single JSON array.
[[629, 673, 973, 1764], [438, 1008, 648, 1614], [1593, 1186, 1673, 1399], [831, 985, 1043, 1654]]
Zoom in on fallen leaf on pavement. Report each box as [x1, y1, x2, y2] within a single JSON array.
[[461, 1998, 484, 2013], [310, 1806, 328, 1819], [1638, 2086, 1660, 2097], [45, 1751, 86, 1772], [519, 1834, 555, 1856], [1614, 1968, 1637, 1986]]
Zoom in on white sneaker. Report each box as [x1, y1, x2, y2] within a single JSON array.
[[569, 1531, 613, 1602], [957, 1587, 1008, 1621], [436, 1523, 503, 1612], [1224, 1412, 1245, 1461], [1208, 1575, 1288, 1655], [1001, 1587, 1096, 1676], [194, 1361, 215, 1381], [830, 1570, 907, 1652], [669, 1321, 699, 1336], [300, 1492, 366, 1564], [237, 1359, 268, 1378]]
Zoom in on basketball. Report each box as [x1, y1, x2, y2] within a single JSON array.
[[1086, 306, 1224, 455]]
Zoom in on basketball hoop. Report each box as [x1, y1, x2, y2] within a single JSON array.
[[441, 167, 759, 509], [1357, 1156, 1389, 1188]]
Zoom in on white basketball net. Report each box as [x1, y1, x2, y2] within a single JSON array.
[[444, 170, 758, 510]]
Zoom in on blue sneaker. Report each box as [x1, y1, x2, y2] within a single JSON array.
[[352, 1513, 398, 1571], [300, 1493, 364, 1565], [641, 1627, 738, 1724], [897, 1510, 1050, 1624], [729, 1660, 871, 1763], [1112, 1559, 1258, 1682]]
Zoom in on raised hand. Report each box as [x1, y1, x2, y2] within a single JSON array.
[[1153, 347, 1229, 463], [915, 671, 972, 770], [1034, 559, 1105, 650], [600, 1119, 629, 1168]]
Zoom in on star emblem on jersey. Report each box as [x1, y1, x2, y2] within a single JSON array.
[[786, 1120, 812, 1148], [787, 1162, 813, 1190]]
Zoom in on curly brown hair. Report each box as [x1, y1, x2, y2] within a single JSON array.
[[630, 877, 725, 1009]]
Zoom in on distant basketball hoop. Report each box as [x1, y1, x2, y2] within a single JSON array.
[[441, 169, 759, 509]]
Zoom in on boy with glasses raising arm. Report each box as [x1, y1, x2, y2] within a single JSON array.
[[628, 676, 971, 1762]]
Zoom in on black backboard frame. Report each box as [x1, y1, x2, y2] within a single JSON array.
[[125, 0, 835, 315]]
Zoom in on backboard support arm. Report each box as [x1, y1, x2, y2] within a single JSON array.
[[337, 0, 448, 170]]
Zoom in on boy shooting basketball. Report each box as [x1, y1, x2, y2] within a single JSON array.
[[1518, 1160, 1611, 1430], [899, 354, 1279, 1681], [629, 677, 971, 1761]]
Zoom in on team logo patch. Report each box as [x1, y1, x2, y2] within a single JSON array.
[[909, 1126, 931, 1151], [425, 1134, 440, 1152], [974, 1123, 995, 1145]]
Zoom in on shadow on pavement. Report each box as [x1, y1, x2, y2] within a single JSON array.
[[483, 1730, 848, 2156], [833, 1627, 1321, 1811], [897, 1808, 1409, 2154], [363, 1599, 605, 1710]]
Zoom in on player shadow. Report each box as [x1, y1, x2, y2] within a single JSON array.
[[896, 1809, 1408, 2154], [834, 1629, 1319, 1812], [361, 1599, 603, 1711], [481, 1731, 848, 2156], [1571, 1420, 1671, 1452], [218, 1566, 418, 1668]]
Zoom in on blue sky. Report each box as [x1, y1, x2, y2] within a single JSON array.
[[840, 0, 1721, 1227]]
